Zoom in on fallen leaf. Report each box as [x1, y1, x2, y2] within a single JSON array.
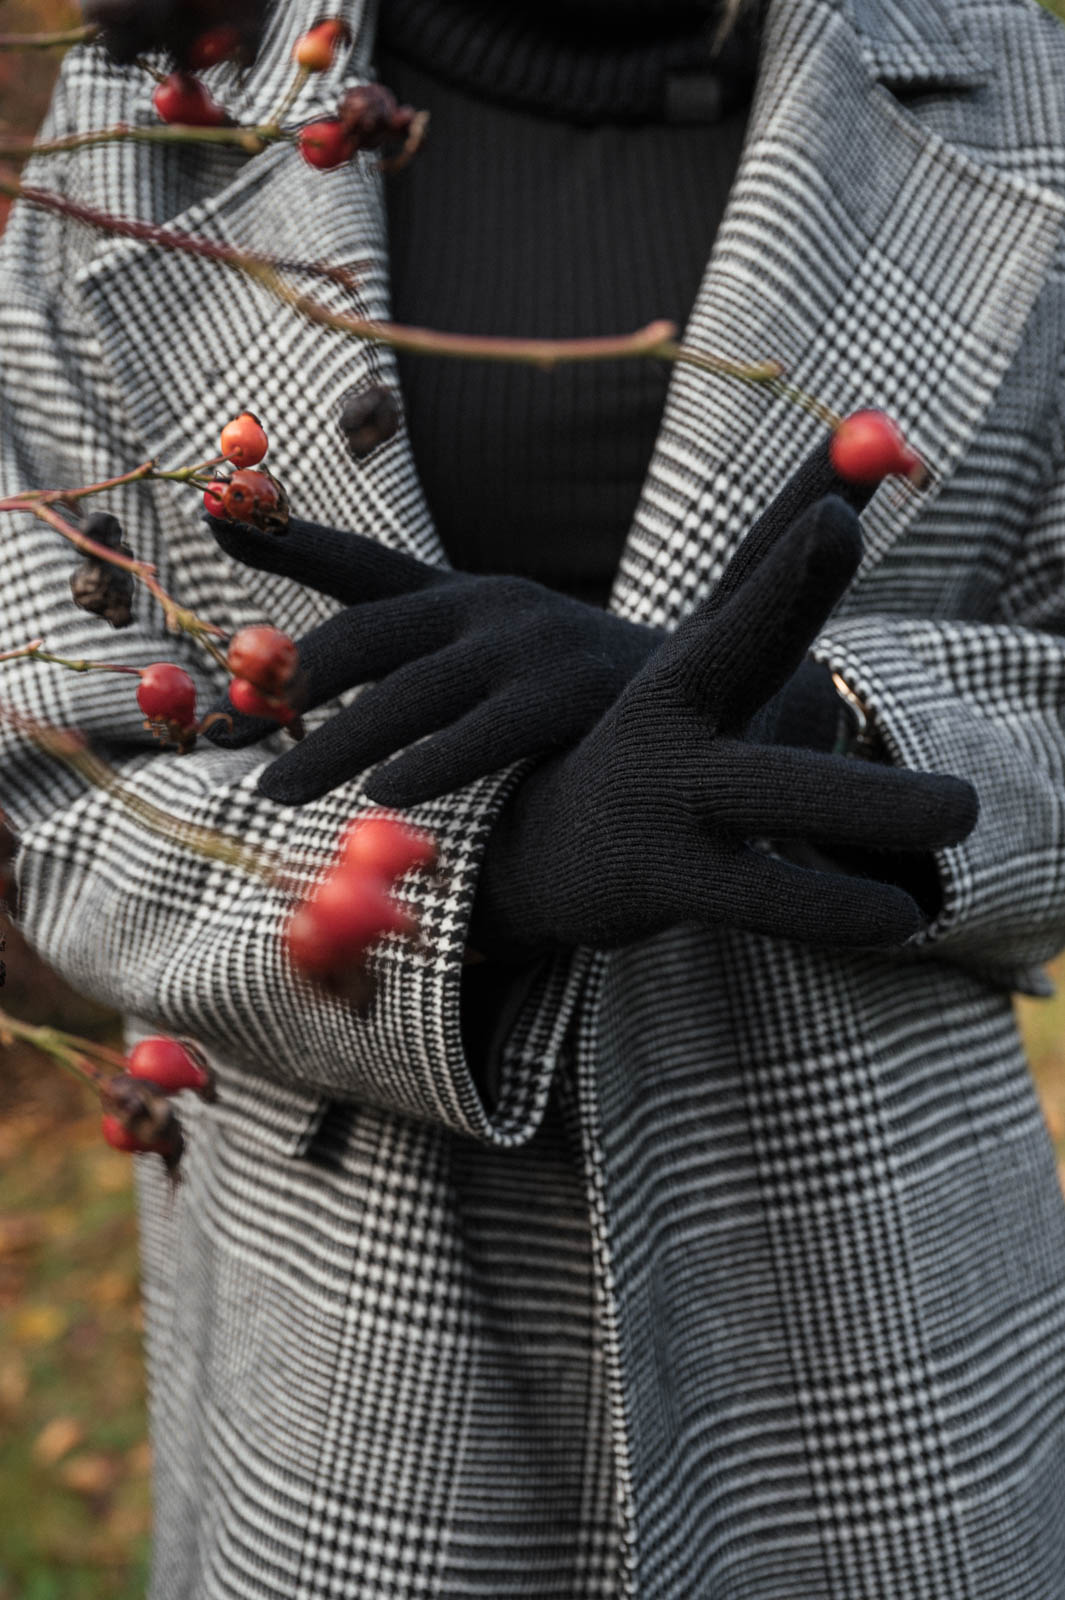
[[0, 1352, 28, 1414], [89, 1270, 135, 1307], [0, 1215, 44, 1257], [32, 1414, 84, 1466], [59, 1452, 119, 1497], [12, 1303, 67, 1345]]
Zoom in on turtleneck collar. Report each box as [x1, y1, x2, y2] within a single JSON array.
[[376, 0, 763, 124]]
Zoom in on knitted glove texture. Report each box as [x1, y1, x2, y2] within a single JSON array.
[[203, 443, 863, 803], [470, 494, 978, 955]]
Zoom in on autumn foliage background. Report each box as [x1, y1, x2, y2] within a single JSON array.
[[1, 7, 1064, 1597]]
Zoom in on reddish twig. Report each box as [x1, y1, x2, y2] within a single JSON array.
[[0, 24, 97, 50]]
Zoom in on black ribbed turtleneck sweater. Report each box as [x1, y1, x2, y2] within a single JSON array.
[[376, 0, 760, 605]]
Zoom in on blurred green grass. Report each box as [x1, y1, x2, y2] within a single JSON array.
[[0, 985, 149, 1600]]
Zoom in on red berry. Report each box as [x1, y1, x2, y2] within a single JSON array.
[[152, 72, 227, 127], [313, 872, 417, 947], [226, 625, 298, 696], [338, 813, 437, 881], [101, 1112, 178, 1156], [298, 118, 356, 170], [285, 901, 346, 977], [223, 468, 281, 524], [126, 1036, 211, 1097], [228, 675, 298, 724], [101, 1114, 144, 1153], [285, 874, 417, 979], [137, 663, 197, 728], [830, 410, 915, 486], [187, 24, 243, 68], [203, 479, 229, 517], [219, 411, 268, 469], [293, 18, 350, 71]]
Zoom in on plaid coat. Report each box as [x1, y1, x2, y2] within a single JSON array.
[[2, 0, 1065, 1593]]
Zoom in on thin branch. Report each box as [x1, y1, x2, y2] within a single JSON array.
[[264, 64, 309, 132], [0, 639, 141, 674], [0, 696, 298, 888], [0, 176, 368, 293], [0, 24, 97, 49], [24, 503, 228, 659], [0, 120, 278, 162], [0, 1008, 111, 1088], [0, 174, 839, 416]]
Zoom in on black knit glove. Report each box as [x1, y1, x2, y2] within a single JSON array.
[[470, 495, 979, 956], [204, 516, 661, 803], [203, 445, 862, 803]]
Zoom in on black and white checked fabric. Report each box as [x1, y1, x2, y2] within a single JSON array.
[[2, 0, 1065, 1593]]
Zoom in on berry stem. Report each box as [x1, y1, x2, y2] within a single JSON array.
[[0, 121, 280, 162], [377, 108, 430, 175], [0, 1007, 115, 1088], [0, 639, 143, 675], [265, 64, 310, 134]]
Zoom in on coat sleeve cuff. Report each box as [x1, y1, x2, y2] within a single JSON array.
[[11, 744, 585, 1149], [812, 613, 1065, 991]]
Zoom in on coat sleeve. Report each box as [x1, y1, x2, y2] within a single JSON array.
[[812, 456, 1065, 993], [0, 88, 582, 1149]]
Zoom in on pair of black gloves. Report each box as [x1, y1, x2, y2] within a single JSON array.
[[205, 444, 977, 959]]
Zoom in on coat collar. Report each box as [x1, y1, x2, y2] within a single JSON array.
[[840, 0, 989, 90], [72, 0, 1063, 639], [609, 0, 1063, 626]]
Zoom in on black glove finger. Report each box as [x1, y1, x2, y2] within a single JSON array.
[[202, 587, 470, 748], [696, 742, 979, 852], [708, 437, 874, 614], [663, 495, 862, 726], [257, 644, 489, 805], [292, 586, 473, 706], [690, 845, 925, 947], [206, 511, 444, 606], [366, 684, 581, 808]]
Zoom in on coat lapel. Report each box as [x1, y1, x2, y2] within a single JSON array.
[[610, 0, 1065, 629], [72, 0, 1065, 642], [72, 0, 446, 648]]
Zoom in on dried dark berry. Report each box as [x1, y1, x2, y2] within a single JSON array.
[[339, 386, 401, 459], [70, 511, 135, 628], [101, 1072, 186, 1175], [337, 85, 416, 152]]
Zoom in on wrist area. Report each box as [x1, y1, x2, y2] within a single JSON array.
[[468, 764, 569, 963]]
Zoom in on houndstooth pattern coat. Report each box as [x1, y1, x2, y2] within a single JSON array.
[[3, 0, 1065, 1592]]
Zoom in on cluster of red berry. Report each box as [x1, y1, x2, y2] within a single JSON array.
[[142, 13, 418, 177], [204, 413, 290, 536], [136, 622, 304, 753], [100, 1035, 214, 1174], [226, 625, 303, 728], [285, 813, 438, 993]]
